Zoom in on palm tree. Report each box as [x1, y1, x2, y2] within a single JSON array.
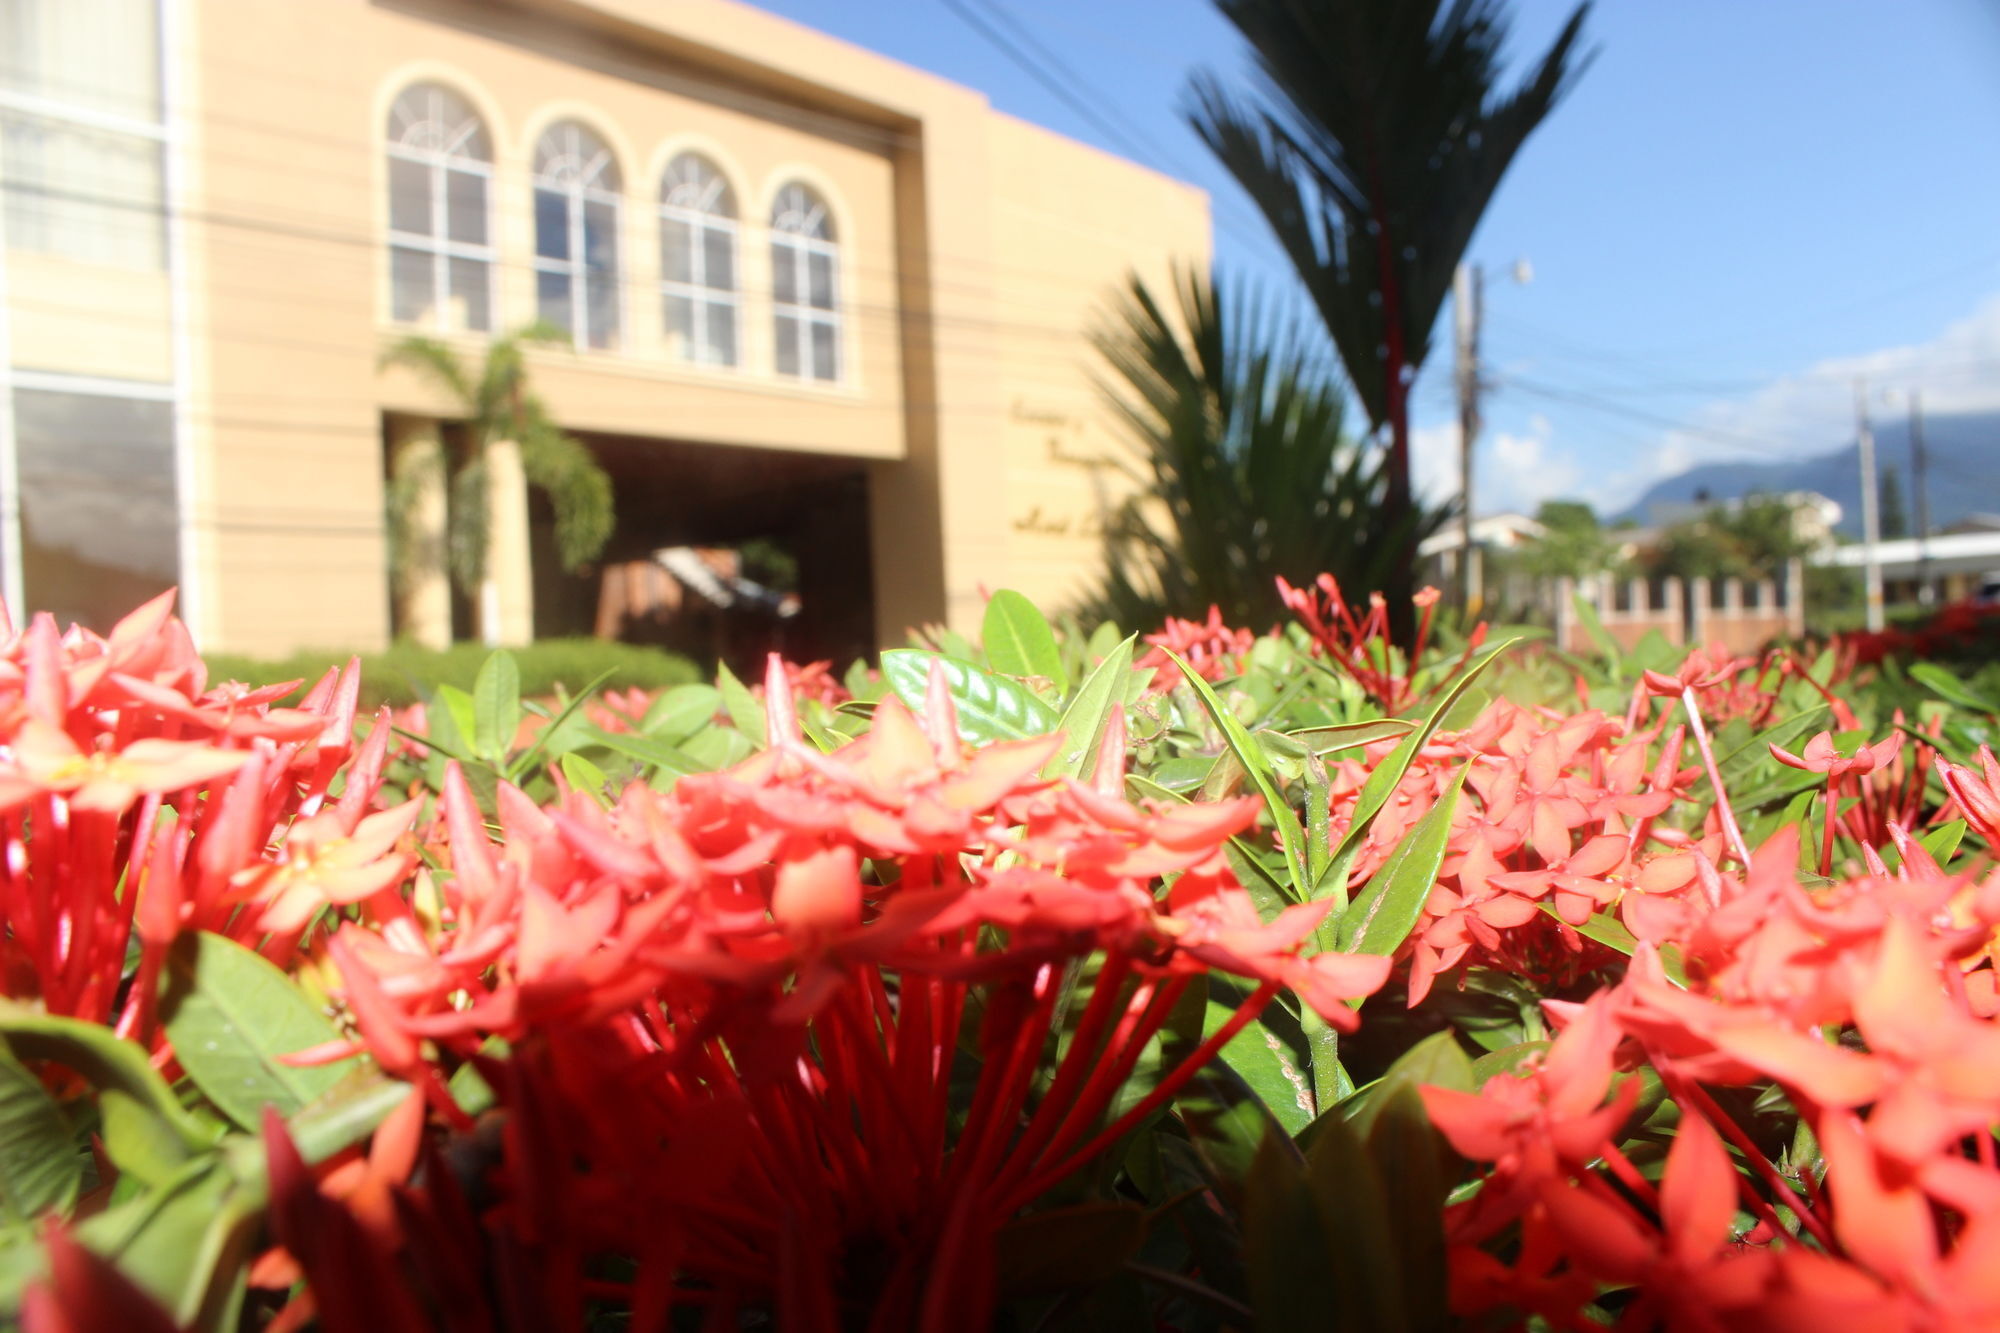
[[1187, 0, 1592, 639], [1080, 265, 1443, 630], [383, 324, 614, 645]]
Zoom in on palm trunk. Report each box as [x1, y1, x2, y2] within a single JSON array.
[[481, 436, 535, 647]]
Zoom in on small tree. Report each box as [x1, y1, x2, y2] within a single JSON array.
[[1515, 499, 1620, 582], [383, 325, 614, 643], [1079, 266, 1441, 630], [1648, 495, 1810, 582]]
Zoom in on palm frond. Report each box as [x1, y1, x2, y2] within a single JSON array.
[[1077, 265, 1445, 630], [379, 335, 475, 409], [518, 422, 616, 573]]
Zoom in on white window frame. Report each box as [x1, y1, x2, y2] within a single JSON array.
[[0, 0, 191, 628], [659, 155, 739, 368], [769, 184, 841, 384], [533, 123, 622, 352], [384, 84, 495, 334]]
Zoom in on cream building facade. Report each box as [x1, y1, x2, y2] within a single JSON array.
[[0, 0, 1209, 658]]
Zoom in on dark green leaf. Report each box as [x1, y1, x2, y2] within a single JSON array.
[[1316, 640, 1515, 908], [1285, 717, 1418, 755], [1337, 768, 1466, 958], [1542, 906, 1689, 988]]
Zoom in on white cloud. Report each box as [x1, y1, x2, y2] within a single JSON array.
[[1590, 292, 2000, 510]]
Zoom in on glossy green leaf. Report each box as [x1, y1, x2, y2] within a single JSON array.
[[1043, 634, 1135, 779], [0, 1047, 79, 1225], [880, 649, 1060, 744], [715, 661, 767, 748], [1337, 768, 1466, 958], [160, 932, 356, 1131], [73, 1158, 254, 1329], [1160, 647, 1309, 898], [681, 725, 754, 771], [981, 589, 1065, 686], [471, 650, 521, 762], [1206, 996, 1316, 1134]]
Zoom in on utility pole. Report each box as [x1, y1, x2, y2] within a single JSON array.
[[1855, 379, 1884, 632], [1910, 389, 1933, 605], [1453, 262, 1483, 610]]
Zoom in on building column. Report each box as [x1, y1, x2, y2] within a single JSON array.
[[387, 414, 451, 651], [482, 436, 534, 647]]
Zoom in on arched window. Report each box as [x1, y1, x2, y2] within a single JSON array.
[[385, 83, 494, 331], [659, 154, 739, 368], [533, 121, 621, 350], [769, 182, 840, 382]]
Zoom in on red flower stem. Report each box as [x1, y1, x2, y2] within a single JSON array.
[[1680, 688, 1752, 868], [1001, 981, 1277, 1215], [1668, 1071, 1835, 1250], [945, 967, 1059, 1196], [996, 952, 1133, 1185], [1599, 1140, 1660, 1210], [1026, 978, 1176, 1174]]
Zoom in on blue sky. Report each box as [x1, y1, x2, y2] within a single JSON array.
[[756, 0, 2000, 516]]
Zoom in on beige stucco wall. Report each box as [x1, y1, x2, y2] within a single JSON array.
[[6, 0, 1209, 655], [985, 113, 1210, 615]]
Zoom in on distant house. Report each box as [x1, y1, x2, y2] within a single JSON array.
[[1645, 491, 1843, 555]]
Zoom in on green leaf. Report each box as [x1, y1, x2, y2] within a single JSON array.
[[1922, 819, 1967, 866], [584, 724, 704, 779], [1571, 591, 1622, 672], [1160, 648, 1308, 899], [1043, 634, 1135, 779], [982, 589, 1065, 687], [160, 932, 356, 1131], [1302, 1115, 1408, 1332], [1285, 717, 1418, 755], [880, 649, 1060, 744], [0, 1004, 209, 1184], [1541, 906, 1688, 988], [1337, 768, 1466, 959], [1316, 640, 1515, 909], [1912, 661, 2000, 716], [559, 752, 613, 804], [1335, 1031, 1472, 1143], [640, 683, 722, 743], [435, 684, 477, 756], [681, 726, 754, 771], [504, 666, 615, 780], [471, 649, 521, 762], [1205, 996, 1316, 1134], [72, 1158, 254, 1329], [0, 1047, 80, 1225], [1719, 705, 1832, 787], [715, 662, 767, 749]]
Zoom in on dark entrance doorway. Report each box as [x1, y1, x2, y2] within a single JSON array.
[[531, 433, 876, 673]]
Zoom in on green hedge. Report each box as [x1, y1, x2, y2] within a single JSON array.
[[201, 637, 701, 711]]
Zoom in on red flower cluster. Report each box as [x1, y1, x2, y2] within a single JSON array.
[[1424, 824, 2000, 1329], [0, 591, 386, 1034], [1136, 605, 1259, 683]]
